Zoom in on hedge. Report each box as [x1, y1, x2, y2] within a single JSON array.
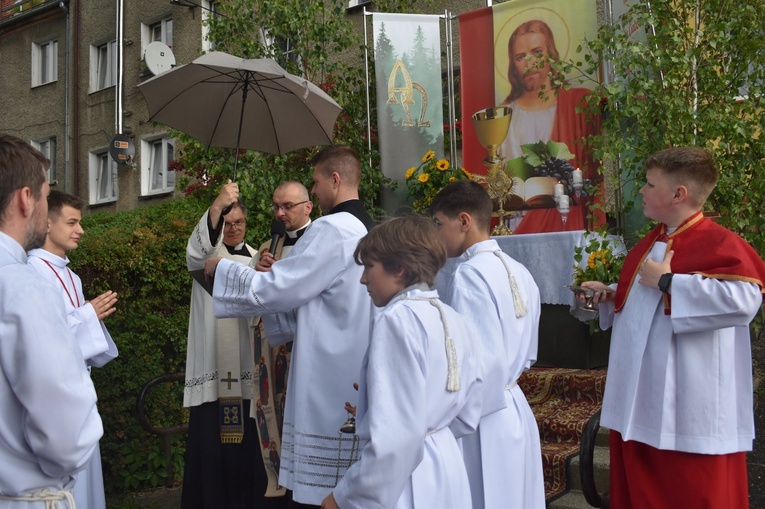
[[70, 196, 208, 493]]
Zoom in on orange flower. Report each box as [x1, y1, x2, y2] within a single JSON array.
[[436, 159, 450, 171]]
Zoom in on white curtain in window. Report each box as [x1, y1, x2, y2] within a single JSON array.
[[41, 42, 52, 83], [150, 140, 163, 191], [98, 154, 116, 200], [97, 42, 116, 90], [149, 138, 175, 192], [166, 140, 175, 188], [38, 138, 56, 182]]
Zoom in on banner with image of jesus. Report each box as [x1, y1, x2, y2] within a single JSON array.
[[373, 13, 445, 215], [459, 0, 604, 233]]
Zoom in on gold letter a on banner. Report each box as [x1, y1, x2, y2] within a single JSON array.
[[387, 59, 430, 127]]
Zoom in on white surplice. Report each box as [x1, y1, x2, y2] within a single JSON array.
[[441, 239, 545, 509], [184, 210, 255, 407], [0, 232, 103, 508], [598, 240, 761, 454], [27, 249, 118, 509], [28, 249, 118, 367], [333, 287, 482, 509], [213, 211, 372, 505]]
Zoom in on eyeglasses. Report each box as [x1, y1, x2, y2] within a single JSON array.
[[272, 200, 309, 213], [224, 219, 246, 229]]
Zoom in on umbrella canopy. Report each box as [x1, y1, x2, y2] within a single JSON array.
[[137, 51, 342, 162]]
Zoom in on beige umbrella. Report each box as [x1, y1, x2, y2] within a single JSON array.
[[137, 51, 342, 180]]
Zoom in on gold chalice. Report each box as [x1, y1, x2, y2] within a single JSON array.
[[471, 106, 514, 235]]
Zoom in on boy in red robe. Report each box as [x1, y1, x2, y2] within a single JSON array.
[[582, 147, 765, 508]]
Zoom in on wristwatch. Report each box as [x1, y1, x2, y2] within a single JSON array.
[[658, 273, 674, 294]]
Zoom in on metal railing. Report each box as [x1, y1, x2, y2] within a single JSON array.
[[135, 372, 188, 487], [580, 409, 609, 509]]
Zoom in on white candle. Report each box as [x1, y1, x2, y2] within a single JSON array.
[[558, 194, 570, 212], [554, 183, 565, 197], [572, 168, 583, 185]]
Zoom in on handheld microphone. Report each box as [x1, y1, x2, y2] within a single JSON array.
[[269, 221, 287, 256]]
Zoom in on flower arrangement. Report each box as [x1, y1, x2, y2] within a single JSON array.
[[572, 233, 626, 332], [572, 233, 626, 286], [405, 150, 471, 213]]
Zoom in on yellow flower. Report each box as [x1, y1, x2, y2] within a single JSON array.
[[461, 168, 471, 178], [436, 159, 450, 171], [418, 173, 430, 183], [422, 150, 435, 163], [449, 176, 456, 182], [405, 167, 416, 180]]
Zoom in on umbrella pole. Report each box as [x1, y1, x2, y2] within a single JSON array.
[[222, 75, 250, 216], [232, 74, 250, 183]]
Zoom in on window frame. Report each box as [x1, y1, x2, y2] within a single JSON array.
[[201, 0, 218, 52], [140, 135, 176, 196], [31, 38, 58, 87], [90, 40, 117, 92], [31, 137, 57, 184], [89, 148, 119, 204], [142, 17, 174, 53]]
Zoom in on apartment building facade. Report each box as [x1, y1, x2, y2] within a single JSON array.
[[0, 0, 217, 211], [1, 0, 479, 212]]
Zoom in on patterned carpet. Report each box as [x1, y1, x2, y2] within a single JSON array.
[[518, 367, 607, 502]]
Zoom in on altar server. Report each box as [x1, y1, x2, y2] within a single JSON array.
[[430, 180, 545, 509], [582, 147, 765, 508], [322, 215, 481, 509], [28, 190, 118, 509], [205, 146, 375, 507], [0, 133, 102, 508]]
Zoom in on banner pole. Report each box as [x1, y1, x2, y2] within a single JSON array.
[[363, 8, 373, 170], [445, 10, 458, 168]]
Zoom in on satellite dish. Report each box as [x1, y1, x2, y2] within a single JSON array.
[[109, 134, 136, 166], [144, 41, 176, 76]]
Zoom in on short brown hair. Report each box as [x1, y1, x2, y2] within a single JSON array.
[[48, 190, 84, 219], [0, 134, 48, 225], [354, 215, 446, 287], [429, 180, 493, 233], [645, 147, 718, 207], [311, 146, 361, 187]]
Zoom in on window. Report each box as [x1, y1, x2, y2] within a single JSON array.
[[142, 17, 173, 51], [141, 136, 175, 195], [89, 149, 118, 204], [32, 137, 56, 184], [260, 29, 302, 73], [91, 41, 117, 91], [201, 1, 218, 52], [32, 39, 58, 86]]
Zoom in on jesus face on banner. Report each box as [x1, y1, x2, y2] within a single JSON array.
[[459, 0, 604, 234], [505, 20, 559, 104]]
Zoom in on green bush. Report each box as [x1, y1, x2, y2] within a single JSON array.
[[70, 197, 208, 495]]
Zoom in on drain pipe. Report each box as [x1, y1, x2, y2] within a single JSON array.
[[116, 0, 124, 134], [62, 0, 70, 192], [72, 0, 80, 196]]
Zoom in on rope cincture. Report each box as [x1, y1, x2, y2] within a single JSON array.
[[468, 249, 528, 318], [404, 296, 460, 392], [0, 488, 76, 509]]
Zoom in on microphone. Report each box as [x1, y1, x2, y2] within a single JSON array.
[[269, 221, 287, 256]]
